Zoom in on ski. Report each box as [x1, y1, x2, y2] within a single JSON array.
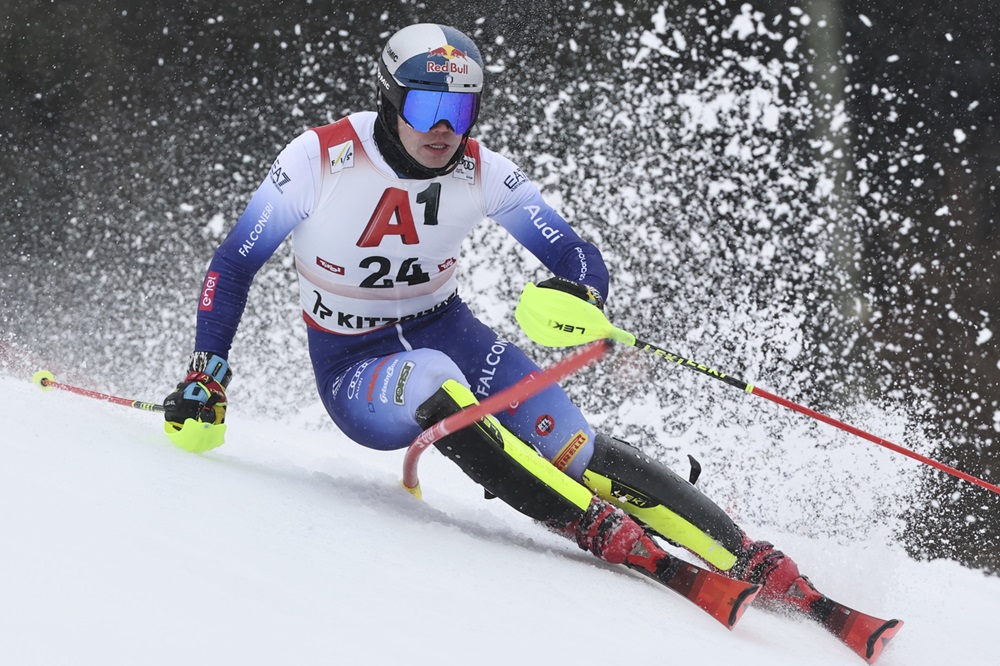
[[763, 577, 903, 664], [628, 554, 761, 629], [807, 595, 903, 664]]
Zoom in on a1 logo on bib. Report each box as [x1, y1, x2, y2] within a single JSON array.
[[329, 140, 355, 174]]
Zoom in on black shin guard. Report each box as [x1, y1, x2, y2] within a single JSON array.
[[415, 383, 589, 526], [583, 433, 744, 568]]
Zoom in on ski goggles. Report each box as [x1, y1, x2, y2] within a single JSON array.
[[400, 89, 479, 135]]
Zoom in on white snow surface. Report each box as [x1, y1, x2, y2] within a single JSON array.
[[3, 375, 998, 666]]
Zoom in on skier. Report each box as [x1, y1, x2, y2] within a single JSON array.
[[163, 22, 847, 630]]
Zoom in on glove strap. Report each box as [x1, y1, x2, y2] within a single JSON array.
[[186, 352, 233, 388]]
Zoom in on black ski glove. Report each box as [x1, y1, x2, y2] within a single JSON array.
[[164, 352, 232, 425], [536, 276, 605, 310]]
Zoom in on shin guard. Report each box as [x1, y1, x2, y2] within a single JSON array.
[[415, 380, 592, 526], [582, 433, 743, 570]]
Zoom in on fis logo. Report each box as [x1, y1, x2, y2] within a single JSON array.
[[329, 140, 355, 174]]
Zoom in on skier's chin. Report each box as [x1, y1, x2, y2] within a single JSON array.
[[408, 143, 460, 169]]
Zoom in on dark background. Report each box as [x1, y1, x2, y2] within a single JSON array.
[[2, 1, 998, 570]]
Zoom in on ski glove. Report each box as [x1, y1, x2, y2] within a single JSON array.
[[515, 278, 612, 347], [536, 276, 605, 310], [163, 352, 232, 453]]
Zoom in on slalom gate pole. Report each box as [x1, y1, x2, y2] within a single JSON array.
[[33, 370, 165, 413], [401, 340, 609, 498], [513, 283, 1000, 497]]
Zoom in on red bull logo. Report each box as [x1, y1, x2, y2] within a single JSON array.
[[428, 45, 468, 60], [427, 44, 470, 75]]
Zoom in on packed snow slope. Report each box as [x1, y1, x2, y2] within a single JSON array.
[[2, 375, 997, 665]]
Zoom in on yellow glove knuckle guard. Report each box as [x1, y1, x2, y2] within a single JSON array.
[[164, 418, 227, 453], [516, 282, 627, 347]]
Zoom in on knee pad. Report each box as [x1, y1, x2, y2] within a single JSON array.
[[582, 433, 743, 570], [416, 380, 592, 526]]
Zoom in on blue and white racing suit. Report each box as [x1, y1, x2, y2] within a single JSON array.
[[193, 112, 609, 480]]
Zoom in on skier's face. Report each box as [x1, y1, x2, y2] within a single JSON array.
[[397, 116, 462, 169]]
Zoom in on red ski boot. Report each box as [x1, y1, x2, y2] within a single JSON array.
[[730, 534, 821, 613], [559, 498, 760, 629], [729, 533, 904, 663], [562, 495, 650, 565]]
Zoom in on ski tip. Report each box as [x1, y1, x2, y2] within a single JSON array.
[[817, 597, 905, 664], [727, 583, 761, 629], [861, 618, 904, 664]]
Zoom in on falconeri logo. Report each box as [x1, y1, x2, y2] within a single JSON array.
[[238, 202, 274, 257], [329, 140, 355, 174]]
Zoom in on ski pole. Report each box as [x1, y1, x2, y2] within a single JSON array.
[[515, 283, 1000, 497], [33, 370, 165, 413], [402, 339, 609, 498]]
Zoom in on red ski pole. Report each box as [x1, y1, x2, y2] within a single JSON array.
[[33, 370, 165, 413], [627, 338, 1000, 496]]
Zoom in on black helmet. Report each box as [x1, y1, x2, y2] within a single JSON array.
[[375, 24, 484, 178]]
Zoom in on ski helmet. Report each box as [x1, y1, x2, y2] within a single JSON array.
[[375, 24, 484, 177]]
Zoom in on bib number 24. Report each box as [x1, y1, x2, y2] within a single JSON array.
[[359, 256, 430, 288]]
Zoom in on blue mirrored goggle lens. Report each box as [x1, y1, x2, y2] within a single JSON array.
[[401, 90, 478, 134]]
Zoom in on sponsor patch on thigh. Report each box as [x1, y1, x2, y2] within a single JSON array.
[[553, 430, 588, 471]]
